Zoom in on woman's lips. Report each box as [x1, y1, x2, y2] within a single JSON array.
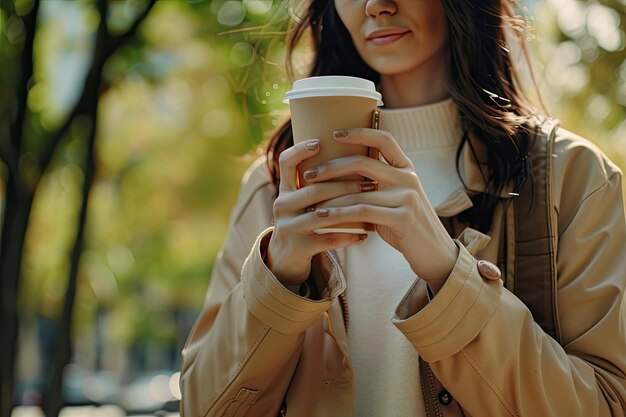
[[368, 31, 409, 46]]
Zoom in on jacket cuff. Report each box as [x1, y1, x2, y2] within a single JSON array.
[[241, 227, 346, 335], [392, 241, 503, 362]]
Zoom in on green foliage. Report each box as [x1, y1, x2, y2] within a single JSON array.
[[8, 0, 626, 368], [532, 0, 626, 170], [20, 0, 292, 348], [200, 0, 295, 146]]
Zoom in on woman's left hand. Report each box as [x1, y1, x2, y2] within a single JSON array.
[[305, 128, 459, 293]]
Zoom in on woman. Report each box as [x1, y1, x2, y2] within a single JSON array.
[[180, 0, 626, 416]]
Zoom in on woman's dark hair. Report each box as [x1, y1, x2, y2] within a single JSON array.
[[265, 0, 538, 232]]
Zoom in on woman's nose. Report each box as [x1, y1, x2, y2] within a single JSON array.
[[365, 0, 398, 17]]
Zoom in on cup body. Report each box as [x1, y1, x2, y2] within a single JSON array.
[[285, 76, 382, 234]]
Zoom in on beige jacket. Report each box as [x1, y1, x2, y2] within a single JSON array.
[[180, 128, 626, 417]]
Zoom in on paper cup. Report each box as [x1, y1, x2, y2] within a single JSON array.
[[284, 76, 382, 234]]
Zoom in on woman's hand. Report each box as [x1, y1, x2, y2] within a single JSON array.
[[306, 128, 459, 293], [267, 139, 371, 287]]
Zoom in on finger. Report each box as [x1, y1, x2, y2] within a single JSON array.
[[274, 180, 373, 215], [333, 128, 412, 169], [286, 203, 398, 234], [309, 205, 403, 230], [278, 139, 320, 192], [315, 187, 414, 210], [302, 154, 414, 186], [306, 233, 368, 255]]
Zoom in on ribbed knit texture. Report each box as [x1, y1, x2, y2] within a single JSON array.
[[346, 98, 463, 417], [379, 98, 462, 151]]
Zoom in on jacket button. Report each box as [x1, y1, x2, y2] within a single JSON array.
[[477, 260, 501, 281], [438, 390, 452, 405]]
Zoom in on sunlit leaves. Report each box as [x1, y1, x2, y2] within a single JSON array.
[[16, 0, 626, 358], [535, 0, 626, 170]]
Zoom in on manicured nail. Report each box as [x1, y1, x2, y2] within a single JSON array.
[[360, 182, 377, 192], [306, 140, 319, 151], [303, 168, 318, 181], [333, 130, 349, 139], [353, 234, 367, 244], [315, 209, 330, 217]]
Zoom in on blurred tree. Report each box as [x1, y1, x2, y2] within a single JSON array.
[[0, 0, 155, 415], [532, 0, 626, 172], [0, 1, 40, 414], [10, 0, 275, 407]]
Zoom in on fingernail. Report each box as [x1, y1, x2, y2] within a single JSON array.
[[315, 209, 330, 217], [360, 182, 377, 192], [333, 130, 349, 139], [303, 168, 318, 181], [306, 140, 319, 151], [353, 234, 368, 243]]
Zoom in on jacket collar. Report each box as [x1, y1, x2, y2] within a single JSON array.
[[434, 133, 515, 218]]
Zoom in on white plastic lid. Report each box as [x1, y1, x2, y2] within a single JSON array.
[[284, 76, 383, 105]]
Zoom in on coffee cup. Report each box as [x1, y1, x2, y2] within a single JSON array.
[[284, 76, 383, 234]]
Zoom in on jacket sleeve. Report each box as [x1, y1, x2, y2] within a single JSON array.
[[180, 158, 345, 417], [391, 137, 626, 416]]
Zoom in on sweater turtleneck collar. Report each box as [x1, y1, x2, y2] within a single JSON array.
[[375, 98, 472, 216], [377, 98, 463, 153]]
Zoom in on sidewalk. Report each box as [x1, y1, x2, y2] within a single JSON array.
[[12, 406, 179, 417]]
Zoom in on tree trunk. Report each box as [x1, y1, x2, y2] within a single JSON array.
[[0, 181, 34, 417], [0, 0, 39, 414], [42, 3, 106, 412], [0, 1, 157, 414], [42, 1, 157, 413], [43, 113, 98, 417]]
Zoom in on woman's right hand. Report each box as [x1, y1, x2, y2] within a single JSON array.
[[266, 139, 369, 287]]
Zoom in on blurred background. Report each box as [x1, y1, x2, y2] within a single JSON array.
[[0, 0, 624, 416]]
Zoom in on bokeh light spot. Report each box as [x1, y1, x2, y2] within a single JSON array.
[[169, 372, 181, 400], [218, 1, 245, 27], [7, 15, 26, 44], [149, 375, 172, 402], [27, 82, 49, 113], [556, 0, 586, 37], [230, 41, 255, 67], [555, 41, 582, 66], [244, 0, 273, 15], [587, 3, 622, 52], [587, 94, 611, 123]]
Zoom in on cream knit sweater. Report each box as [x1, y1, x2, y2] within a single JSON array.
[[345, 98, 464, 416]]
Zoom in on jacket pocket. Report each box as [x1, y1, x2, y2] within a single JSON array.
[[221, 387, 260, 417]]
